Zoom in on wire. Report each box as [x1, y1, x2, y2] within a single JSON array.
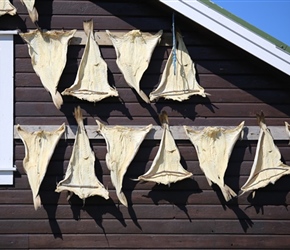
[[172, 12, 177, 75]]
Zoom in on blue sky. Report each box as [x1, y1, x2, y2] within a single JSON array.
[[210, 0, 290, 46]]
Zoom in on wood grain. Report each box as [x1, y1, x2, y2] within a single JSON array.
[[8, 0, 290, 249]]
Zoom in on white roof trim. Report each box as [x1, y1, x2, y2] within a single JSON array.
[[0, 30, 18, 35], [159, 0, 290, 76]]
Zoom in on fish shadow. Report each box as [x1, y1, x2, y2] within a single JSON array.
[[35, 0, 53, 30], [153, 96, 215, 124], [39, 190, 63, 239], [69, 195, 127, 234], [212, 184, 254, 233], [245, 175, 290, 214], [120, 141, 156, 230], [143, 178, 202, 222], [38, 140, 68, 239], [213, 140, 254, 232]]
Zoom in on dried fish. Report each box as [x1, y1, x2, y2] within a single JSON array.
[[138, 111, 192, 185], [106, 29, 163, 103], [0, 0, 16, 16], [20, 0, 38, 23], [96, 121, 152, 206], [20, 29, 76, 109], [62, 20, 118, 102], [150, 32, 207, 102], [55, 107, 109, 201], [240, 113, 290, 197], [16, 124, 66, 210], [184, 122, 244, 201]]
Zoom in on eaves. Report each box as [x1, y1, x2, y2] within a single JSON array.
[[159, 0, 290, 76]]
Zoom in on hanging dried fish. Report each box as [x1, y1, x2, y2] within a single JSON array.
[[16, 124, 66, 210], [106, 29, 163, 103], [62, 20, 118, 102], [150, 32, 207, 102], [96, 121, 152, 206], [138, 111, 192, 185], [20, 29, 76, 109], [55, 106, 109, 202], [20, 0, 38, 23], [0, 0, 17, 16], [240, 113, 290, 197], [184, 122, 244, 201]]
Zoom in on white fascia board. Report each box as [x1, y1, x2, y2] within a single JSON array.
[[0, 31, 17, 185], [159, 0, 290, 76], [0, 30, 18, 35]]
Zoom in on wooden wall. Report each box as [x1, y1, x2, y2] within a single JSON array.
[[1, 0, 290, 249]]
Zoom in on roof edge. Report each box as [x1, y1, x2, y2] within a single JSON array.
[[201, 0, 289, 53], [159, 0, 290, 76]]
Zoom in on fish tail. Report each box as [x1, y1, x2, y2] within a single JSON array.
[[220, 184, 237, 202], [29, 7, 39, 23], [33, 195, 42, 210], [138, 90, 150, 103], [51, 90, 63, 109], [117, 191, 128, 207]]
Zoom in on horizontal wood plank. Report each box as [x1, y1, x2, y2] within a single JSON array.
[[9, 174, 290, 193], [13, 141, 290, 162], [15, 73, 286, 90], [13, 124, 290, 140], [14, 102, 290, 119], [15, 44, 238, 60], [14, 0, 162, 17], [15, 58, 261, 75], [12, 159, 258, 176], [27, 234, 290, 249], [15, 87, 290, 104], [0, 204, 288, 220], [13, 117, 290, 127], [0, 235, 28, 249], [6, 175, 243, 191], [21, 15, 172, 30], [1, 219, 290, 235], [1, 189, 290, 206]]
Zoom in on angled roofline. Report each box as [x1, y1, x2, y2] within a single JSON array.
[[159, 0, 290, 76]]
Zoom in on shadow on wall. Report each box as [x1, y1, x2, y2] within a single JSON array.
[[37, 139, 68, 239], [143, 178, 202, 222], [215, 140, 254, 232], [120, 140, 158, 230], [214, 187, 254, 233], [39, 190, 62, 239], [37, 132, 127, 239], [0, 0, 53, 31], [245, 175, 290, 213], [34, 0, 53, 30], [69, 195, 126, 233]]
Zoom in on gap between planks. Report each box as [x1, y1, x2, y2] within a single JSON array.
[[13, 125, 290, 140]]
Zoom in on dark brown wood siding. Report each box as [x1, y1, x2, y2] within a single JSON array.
[[2, 0, 290, 249]]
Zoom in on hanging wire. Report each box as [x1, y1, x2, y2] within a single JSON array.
[[172, 12, 177, 75]]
